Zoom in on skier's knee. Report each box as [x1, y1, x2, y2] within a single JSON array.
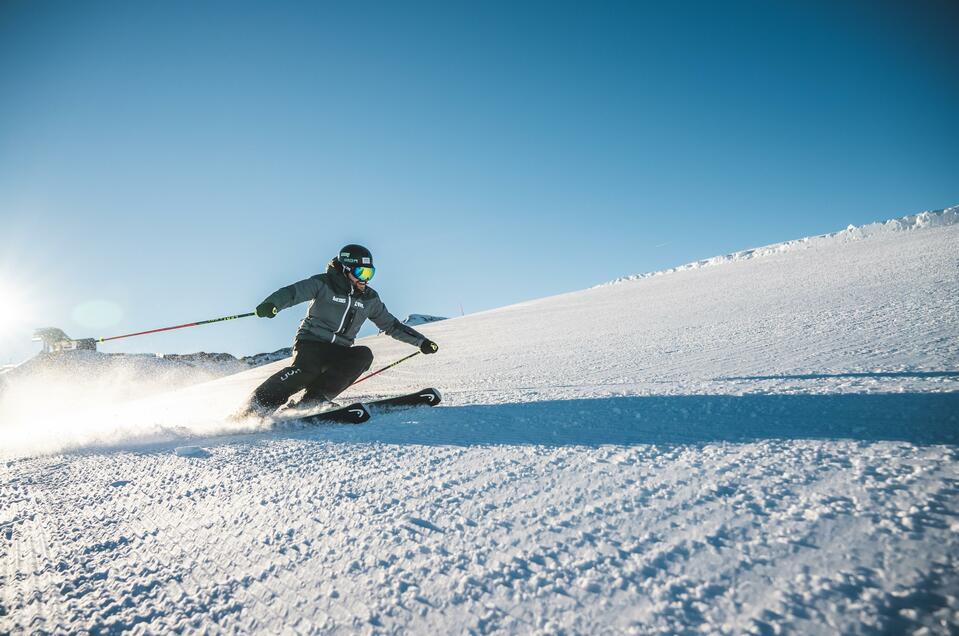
[[277, 366, 304, 383], [353, 346, 373, 369]]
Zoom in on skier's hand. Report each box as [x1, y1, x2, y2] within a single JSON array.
[[256, 302, 278, 318], [420, 339, 438, 354]]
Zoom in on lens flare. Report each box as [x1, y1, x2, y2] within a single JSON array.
[[71, 299, 125, 329]]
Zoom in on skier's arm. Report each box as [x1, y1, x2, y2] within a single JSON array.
[[368, 299, 427, 347], [261, 276, 324, 312]]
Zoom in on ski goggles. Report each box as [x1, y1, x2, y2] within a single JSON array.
[[350, 265, 375, 282]]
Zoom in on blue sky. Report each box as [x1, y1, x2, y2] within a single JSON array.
[[1, 0, 957, 363]]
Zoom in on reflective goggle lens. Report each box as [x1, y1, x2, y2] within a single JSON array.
[[351, 266, 375, 282]]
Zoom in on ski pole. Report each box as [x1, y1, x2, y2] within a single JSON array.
[[97, 312, 255, 343], [349, 351, 421, 388]]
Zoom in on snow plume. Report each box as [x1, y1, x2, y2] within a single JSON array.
[[601, 204, 959, 286], [0, 351, 272, 457]]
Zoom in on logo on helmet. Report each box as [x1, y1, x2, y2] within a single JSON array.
[[338, 244, 372, 268]]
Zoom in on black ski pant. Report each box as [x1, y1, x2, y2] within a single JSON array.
[[248, 340, 373, 412]]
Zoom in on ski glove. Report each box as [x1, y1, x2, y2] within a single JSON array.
[[256, 302, 278, 318], [420, 339, 439, 354]]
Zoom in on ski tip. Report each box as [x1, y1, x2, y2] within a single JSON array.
[[363, 388, 443, 410], [421, 388, 442, 405], [287, 402, 371, 425], [345, 403, 372, 423]]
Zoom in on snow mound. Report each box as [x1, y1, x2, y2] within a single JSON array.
[[601, 205, 959, 286], [155, 351, 250, 374], [403, 314, 448, 326], [0, 350, 241, 407], [240, 347, 293, 368], [174, 445, 210, 458]]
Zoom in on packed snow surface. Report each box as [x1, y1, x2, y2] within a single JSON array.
[[2, 209, 958, 634]]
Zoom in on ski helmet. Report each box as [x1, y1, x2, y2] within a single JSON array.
[[338, 244, 373, 268], [338, 244, 375, 282]]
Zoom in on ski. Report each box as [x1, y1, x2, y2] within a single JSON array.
[[364, 387, 442, 410], [272, 389, 439, 427], [281, 402, 371, 425]]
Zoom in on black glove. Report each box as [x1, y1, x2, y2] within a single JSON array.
[[420, 339, 438, 354], [256, 302, 278, 318]]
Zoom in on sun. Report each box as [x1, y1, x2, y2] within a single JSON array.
[[0, 276, 31, 336]]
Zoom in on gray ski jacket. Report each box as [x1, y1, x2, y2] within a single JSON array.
[[262, 261, 427, 348]]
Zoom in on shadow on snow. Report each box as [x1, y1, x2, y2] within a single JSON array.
[[27, 392, 957, 460], [716, 371, 959, 381], [290, 392, 959, 448]]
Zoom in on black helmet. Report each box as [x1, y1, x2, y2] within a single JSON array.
[[338, 244, 376, 283], [338, 244, 373, 268]]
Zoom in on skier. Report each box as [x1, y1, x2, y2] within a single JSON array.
[[241, 244, 439, 417]]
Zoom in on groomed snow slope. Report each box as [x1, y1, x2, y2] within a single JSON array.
[[2, 208, 958, 634]]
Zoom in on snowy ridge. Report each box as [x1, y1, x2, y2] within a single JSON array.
[[0, 348, 295, 404], [240, 347, 293, 368], [403, 313, 448, 327], [600, 205, 959, 286], [0, 350, 245, 406]]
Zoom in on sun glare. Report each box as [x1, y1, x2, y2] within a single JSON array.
[[0, 277, 31, 335]]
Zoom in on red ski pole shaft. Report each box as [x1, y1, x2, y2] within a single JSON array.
[[97, 312, 256, 343], [349, 351, 421, 388]]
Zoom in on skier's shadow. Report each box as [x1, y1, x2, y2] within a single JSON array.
[[304, 392, 959, 447], [716, 371, 959, 381]]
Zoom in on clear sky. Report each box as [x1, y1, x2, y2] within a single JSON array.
[[1, 0, 957, 363]]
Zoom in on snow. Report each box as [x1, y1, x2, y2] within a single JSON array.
[[241, 347, 294, 368], [2, 208, 958, 634], [601, 204, 958, 286], [403, 314, 448, 326], [173, 445, 210, 458]]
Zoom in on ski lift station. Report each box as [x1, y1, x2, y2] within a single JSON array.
[[32, 328, 97, 354]]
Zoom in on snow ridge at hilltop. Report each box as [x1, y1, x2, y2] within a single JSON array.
[[601, 205, 959, 286]]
